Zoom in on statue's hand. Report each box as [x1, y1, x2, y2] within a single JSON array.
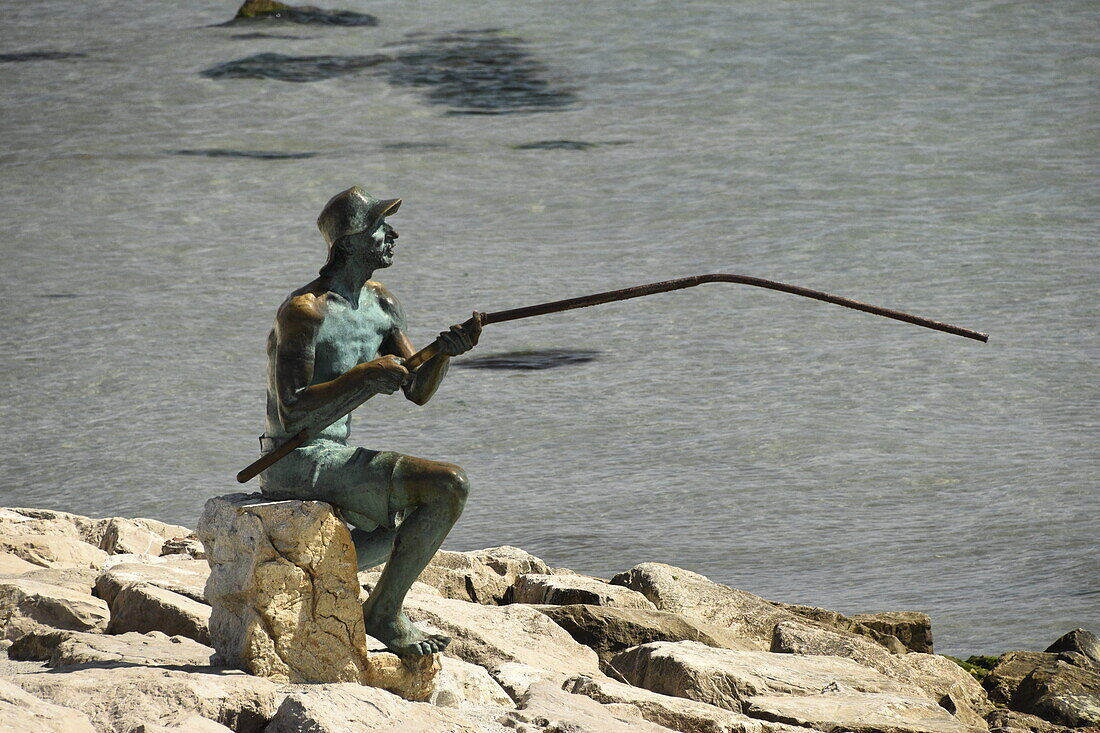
[[361, 355, 411, 394], [436, 313, 482, 356]]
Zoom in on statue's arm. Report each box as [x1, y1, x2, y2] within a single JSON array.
[[372, 284, 480, 407], [273, 294, 408, 432]]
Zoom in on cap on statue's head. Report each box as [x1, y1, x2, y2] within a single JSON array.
[[316, 186, 401, 247]]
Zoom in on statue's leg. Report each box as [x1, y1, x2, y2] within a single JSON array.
[[343, 509, 397, 571], [361, 455, 468, 656]]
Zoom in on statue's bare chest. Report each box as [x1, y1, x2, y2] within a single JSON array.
[[312, 295, 392, 381]]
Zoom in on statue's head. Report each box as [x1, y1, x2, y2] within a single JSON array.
[[317, 186, 401, 270]]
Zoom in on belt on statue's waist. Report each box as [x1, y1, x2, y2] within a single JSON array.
[[258, 434, 348, 453]]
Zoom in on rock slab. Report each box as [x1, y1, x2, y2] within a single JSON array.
[[197, 493, 438, 700]]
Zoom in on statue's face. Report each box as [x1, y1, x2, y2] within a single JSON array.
[[352, 221, 399, 269]]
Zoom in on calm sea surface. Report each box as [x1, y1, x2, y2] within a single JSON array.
[[1, 0, 1096, 656]]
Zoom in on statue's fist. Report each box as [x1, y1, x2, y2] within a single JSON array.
[[436, 312, 483, 357], [363, 355, 410, 394]]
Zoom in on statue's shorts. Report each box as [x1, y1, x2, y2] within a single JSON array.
[[258, 437, 402, 531]]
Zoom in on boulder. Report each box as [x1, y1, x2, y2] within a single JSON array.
[[415, 545, 565, 604], [430, 655, 513, 708], [0, 534, 107, 570], [852, 610, 934, 654], [231, 0, 380, 26], [131, 716, 233, 733], [0, 507, 95, 540], [610, 563, 814, 650], [106, 583, 212, 645], [357, 569, 442, 598], [513, 573, 657, 610], [402, 593, 603, 678], [197, 493, 439, 700], [159, 536, 206, 560], [536, 603, 757, 671], [9, 626, 212, 667], [265, 683, 490, 733], [8, 567, 98, 594], [0, 677, 95, 733], [1044, 628, 1100, 665], [3, 666, 282, 733], [564, 673, 799, 733], [770, 620, 991, 728], [503, 679, 670, 733], [744, 687, 971, 733], [0, 578, 109, 639], [774, 603, 908, 654], [985, 708, 1075, 733], [95, 556, 209, 604], [0, 553, 39, 574], [96, 518, 167, 556], [1011, 656, 1100, 728], [490, 660, 565, 698], [611, 641, 933, 711], [60, 630, 211, 668]]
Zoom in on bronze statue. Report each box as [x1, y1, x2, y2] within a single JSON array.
[[250, 186, 988, 657], [259, 186, 480, 656]]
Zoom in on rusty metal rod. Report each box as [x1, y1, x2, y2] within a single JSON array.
[[237, 273, 987, 483]]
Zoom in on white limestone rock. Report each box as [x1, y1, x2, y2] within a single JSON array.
[[95, 556, 209, 604], [2, 666, 282, 733], [564, 673, 805, 733], [610, 563, 808, 649], [415, 545, 567, 604], [744, 687, 971, 733], [0, 678, 96, 733], [502, 679, 671, 732], [0, 577, 109, 640], [402, 593, 604, 679], [430, 655, 513, 708], [197, 493, 439, 700], [513, 572, 657, 610], [265, 683, 499, 733], [106, 582, 212, 645], [771, 620, 992, 729], [0, 534, 108, 570]]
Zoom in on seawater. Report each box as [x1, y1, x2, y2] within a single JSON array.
[[0, 0, 1096, 656]]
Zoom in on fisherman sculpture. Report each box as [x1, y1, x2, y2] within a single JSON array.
[[247, 185, 987, 658], [259, 186, 479, 656]]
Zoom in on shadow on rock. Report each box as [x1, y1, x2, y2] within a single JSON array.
[[201, 52, 389, 82], [0, 51, 86, 63], [170, 149, 319, 160], [456, 349, 600, 371], [220, 0, 378, 26], [388, 29, 576, 115]]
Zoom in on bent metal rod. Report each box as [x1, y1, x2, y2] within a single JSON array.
[[237, 273, 988, 483]]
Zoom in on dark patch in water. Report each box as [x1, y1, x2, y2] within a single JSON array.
[[171, 149, 318, 160], [456, 349, 600, 371], [512, 140, 632, 151], [229, 32, 313, 41], [381, 142, 449, 151], [0, 51, 86, 63], [37, 293, 83, 299], [219, 7, 378, 27], [389, 30, 575, 115], [201, 52, 389, 82]]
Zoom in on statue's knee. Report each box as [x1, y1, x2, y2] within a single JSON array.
[[441, 467, 470, 510]]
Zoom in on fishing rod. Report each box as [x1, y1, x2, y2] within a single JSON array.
[[237, 273, 987, 483]]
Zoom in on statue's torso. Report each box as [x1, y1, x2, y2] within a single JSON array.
[[265, 285, 396, 442]]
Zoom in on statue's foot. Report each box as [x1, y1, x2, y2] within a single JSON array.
[[364, 607, 450, 657]]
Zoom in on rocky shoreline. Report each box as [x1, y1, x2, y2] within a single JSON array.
[[0, 501, 1097, 732]]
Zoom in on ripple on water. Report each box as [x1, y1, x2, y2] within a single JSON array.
[[170, 149, 319, 160], [0, 51, 85, 62]]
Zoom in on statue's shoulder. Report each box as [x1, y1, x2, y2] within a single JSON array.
[[365, 280, 406, 327], [276, 289, 328, 332]]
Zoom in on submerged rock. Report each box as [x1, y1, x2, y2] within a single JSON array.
[[229, 0, 378, 26], [201, 52, 389, 83], [389, 30, 576, 115]]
